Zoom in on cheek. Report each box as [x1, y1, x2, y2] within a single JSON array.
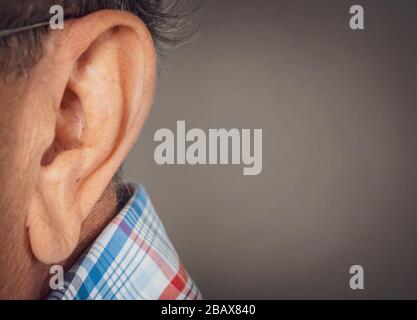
[[0, 111, 35, 266], [11, 100, 57, 201]]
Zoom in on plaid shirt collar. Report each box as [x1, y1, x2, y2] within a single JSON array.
[[48, 184, 202, 300]]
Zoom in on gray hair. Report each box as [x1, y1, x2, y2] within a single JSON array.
[[0, 0, 199, 76]]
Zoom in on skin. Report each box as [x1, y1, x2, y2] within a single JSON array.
[[0, 10, 157, 299]]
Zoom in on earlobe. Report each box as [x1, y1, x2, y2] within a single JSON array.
[[26, 10, 157, 264]]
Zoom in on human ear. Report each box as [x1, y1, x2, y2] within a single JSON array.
[[26, 10, 157, 264]]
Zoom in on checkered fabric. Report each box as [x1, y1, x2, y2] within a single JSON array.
[[48, 184, 202, 300]]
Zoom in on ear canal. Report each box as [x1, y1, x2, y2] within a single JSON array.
[[41, 87, 86, 167]]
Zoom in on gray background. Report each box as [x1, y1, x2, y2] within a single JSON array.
[[125, 0, 417, 299]]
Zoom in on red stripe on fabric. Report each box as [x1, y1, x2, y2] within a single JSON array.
[[116, 215, 195, 300], [127, 232, 177, 280], [159, 264, 188, 300]]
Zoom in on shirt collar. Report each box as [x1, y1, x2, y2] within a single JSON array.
[[49, 184, 202, 300]]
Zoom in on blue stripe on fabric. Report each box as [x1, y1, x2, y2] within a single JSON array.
[[101, 198, 155, 299], [74, 218, 132, 299]]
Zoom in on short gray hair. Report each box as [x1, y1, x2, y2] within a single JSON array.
[[0, 0, 198, 76]]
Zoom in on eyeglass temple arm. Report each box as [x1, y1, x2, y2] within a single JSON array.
[[0, 21, 51, 39]]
